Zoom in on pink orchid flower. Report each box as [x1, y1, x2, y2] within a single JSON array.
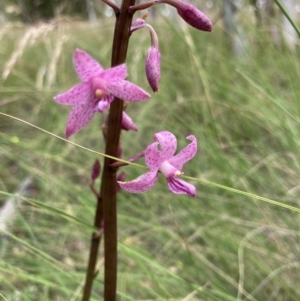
[[118, 131, 197, 196], [54, 49, 150, 137]]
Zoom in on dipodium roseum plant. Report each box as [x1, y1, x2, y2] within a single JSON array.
[[53, 1, 212, 300]]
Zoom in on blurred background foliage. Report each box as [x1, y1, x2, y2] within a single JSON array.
[[0, 0, 110, 22]]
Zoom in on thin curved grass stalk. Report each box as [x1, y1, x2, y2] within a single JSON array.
[[1, 112, 299, 215], [273, 0, 300, 39]]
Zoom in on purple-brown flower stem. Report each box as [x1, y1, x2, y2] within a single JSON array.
[[111, 150, 145, 169], [146, 24, 158, 49], [81, 195, 103, 301], [145, 24, 159, 48], [110, 161, 129, 169], [155, 0, 182, 8], [89, 181, 100, 198], [101, 0, 136, 300], [129, 0, 157, 13], [129, 0, 184, 13], [131, 21, 158, 48], [102, 0, 121, 14], [82, 0, 135, 299]]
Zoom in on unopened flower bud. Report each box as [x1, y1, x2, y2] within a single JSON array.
[[145, 46, 161, 92], [157, 0, 213, 32], [91, 159, 101, 180], [121, 111, 138, 131], [177, 1, 212, 32], [131, 17, 161, 92]]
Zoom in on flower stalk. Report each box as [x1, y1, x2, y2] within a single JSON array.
[[81, 0, 136, 300]]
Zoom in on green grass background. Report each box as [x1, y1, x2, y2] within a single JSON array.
[[1, 10, 300, 301]]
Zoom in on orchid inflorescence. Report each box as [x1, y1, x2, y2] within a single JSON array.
[[54, 0, 212, 196]]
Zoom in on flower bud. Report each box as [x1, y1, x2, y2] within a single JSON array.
[[157, 0, 213, 32], [131, 17, 161, 92], [91, 159, 101, 180], [175, 1, 213, 32], [121, 111, 138, 131], [145, 46, 161, 92]]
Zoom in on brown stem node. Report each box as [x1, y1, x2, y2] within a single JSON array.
[[129, 0, 157, 13], [102, 0, 120, 14]]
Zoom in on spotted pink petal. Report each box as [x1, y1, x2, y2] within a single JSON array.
[[153, 131, 177, 160], [118, 170, 158, 193], [121, 111, 138, 131], [144, 142, 165, 170], [176, 1, 213, 32], [145, 46, 161, 92], [106, 80, 150, 102], [54, 82, 90, 106], [65, 89, 95, 138], [74, 49, 103, 82], [167, 176, 196, 196], [100, 64, 127, 81], [168, 135, 197, 170]]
